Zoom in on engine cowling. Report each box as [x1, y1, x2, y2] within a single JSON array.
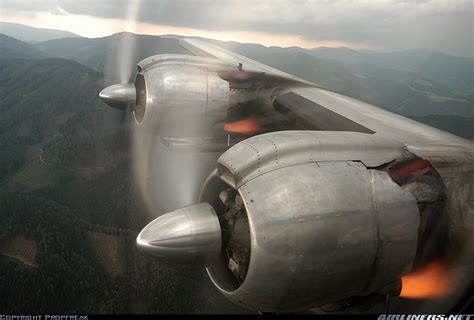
[[136, 131, 450, 311], [133, 55, 234, 137], [100, 54, 307, 141], [197, 131, 423, 311]]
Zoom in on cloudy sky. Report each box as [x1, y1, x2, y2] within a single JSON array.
[[1, 0, 473, 57]]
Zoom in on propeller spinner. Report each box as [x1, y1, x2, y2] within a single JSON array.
[[99, 83, 136, 111]]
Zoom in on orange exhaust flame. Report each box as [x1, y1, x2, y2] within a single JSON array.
[[224, 114, 265, 135], [400, 261, 454, 299]]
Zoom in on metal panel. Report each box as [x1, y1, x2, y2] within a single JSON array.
[[292, 86, 473, 149], [201, 132, 421, 311], [137, 54, 234, 73], [180, 38, 314, 86], [207, 161, 378, 311], [274, 92, 375, 134], [136, 55, 231, 137], [217, 130, 407, 188], [364, 170, 420, 293]]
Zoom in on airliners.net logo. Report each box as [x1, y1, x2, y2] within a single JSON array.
[[378, 315, 473, 320]]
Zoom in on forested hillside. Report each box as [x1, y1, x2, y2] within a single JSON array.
[[0, 194, 244, 313], [0, 55, 247, 313], [0, 58, 140, 228], [34, 32, 188, 83], [0, 34, 45, 59]]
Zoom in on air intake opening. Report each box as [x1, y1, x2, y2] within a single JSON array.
[[134, 73, 146, 123], [200, 171, 251, 292]]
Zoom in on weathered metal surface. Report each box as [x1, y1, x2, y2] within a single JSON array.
[[135, 55, 232, 136], [204, 158, 419, 311], [180, 38, 314, 87], [364, 170, 419, 293], [274, 92, 375, 134], [217, 130, 407, 188]]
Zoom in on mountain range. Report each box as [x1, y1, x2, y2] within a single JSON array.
[[0, 33, 45, 59], [0, 22, 79, 43], [4, 29, 469, 122]]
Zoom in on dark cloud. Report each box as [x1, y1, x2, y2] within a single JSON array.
[[2, 0, 472, 57]]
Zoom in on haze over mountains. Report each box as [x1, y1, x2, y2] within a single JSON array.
[[0, 34, 45, 59], [0, 22, 79, 43], [0, 23, 473, 313], [21, 29, 474, 123]]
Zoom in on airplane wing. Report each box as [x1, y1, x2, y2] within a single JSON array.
[[180, 38, 314, 86], [180, 38, 472, 165]]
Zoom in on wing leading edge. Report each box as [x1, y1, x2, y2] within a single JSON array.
[[180, 38, 473, 152], [180, 38, 314, 86]]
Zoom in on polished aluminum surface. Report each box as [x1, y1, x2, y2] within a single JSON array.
[[99, 83, 136, 110], [206, 156, 419, 311], [292, 86, 472, 148], [134, 54, 233, 135], [364, 170, 420, 293], [202, 131, 421, 311], [181, 39, 473, 144], [217, 130, 408, 189], [136, 203, 222, 264], [180, 38, 314, 86]]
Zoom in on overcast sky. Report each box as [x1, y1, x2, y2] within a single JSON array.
[[1, 0, 473, 57]]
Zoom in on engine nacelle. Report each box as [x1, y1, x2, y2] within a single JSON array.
[[136, 130, 449, 312], [101, 54, 306, 141], [199, 131, 422, 311], [134, 55, 234, 136]]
